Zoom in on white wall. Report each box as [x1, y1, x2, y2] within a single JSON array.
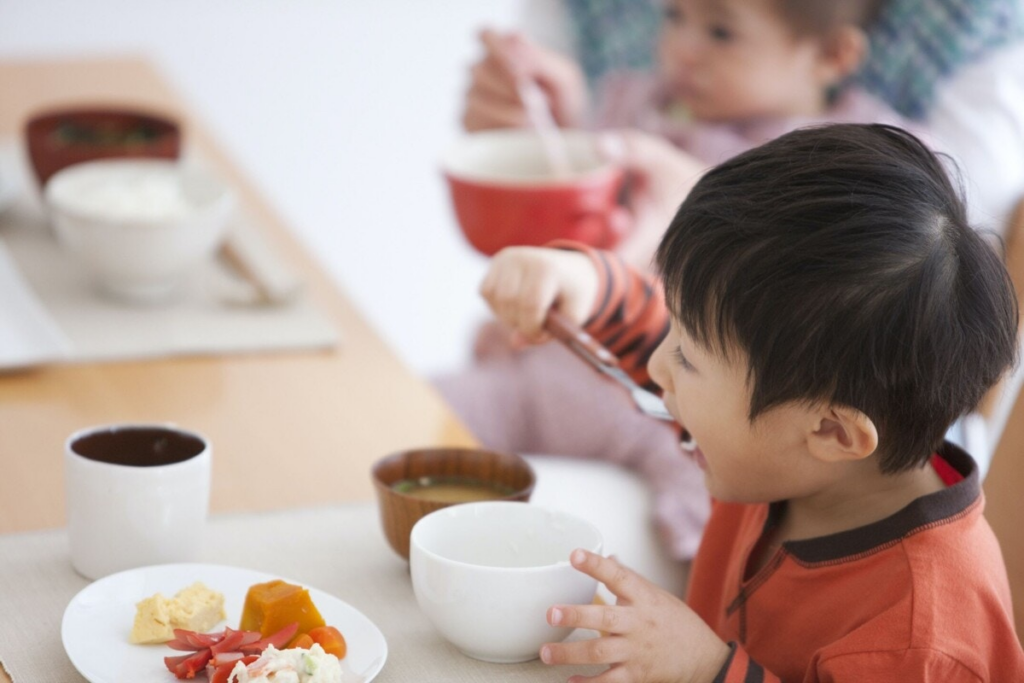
[[0, 0, 526, 375]]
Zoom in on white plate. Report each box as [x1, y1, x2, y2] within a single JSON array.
[[61, 563, 388, 683]]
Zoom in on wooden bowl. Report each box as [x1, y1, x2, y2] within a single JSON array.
[[371, 448, 535, 560], [25, 106, 181, 188]]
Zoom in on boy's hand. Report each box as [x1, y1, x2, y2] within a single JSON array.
[[480, 247, 599, 344], [463, 29, 587, 131], [541, 550, 731, 683]]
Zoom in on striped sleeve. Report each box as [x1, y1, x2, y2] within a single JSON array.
[[713, 643, 781, 683], [548, 240, 670, 393]]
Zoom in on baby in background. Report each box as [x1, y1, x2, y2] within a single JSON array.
[[466, 0, 920, 260], [481, 123, 1024, 682], [597, 0, 912, 164], [440, 0, 920, 567]]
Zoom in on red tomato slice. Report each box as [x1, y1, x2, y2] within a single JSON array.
[[209, 662, 236, 683], [210, 628, 246, 655], [164, 653, 192, 675], [208, 655, 259, 683], [238, 622, 299, 654], [211, 651, 245, 667], [165, 649, 212, 680], [173, 629, 223, 650], [166, 638, 200, 652], [308, 626, 346, 659], [237, 630, 262, 646]]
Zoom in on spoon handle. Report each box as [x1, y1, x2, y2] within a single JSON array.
[[517, 78, 573, 178], [544, 309, 618, 369]]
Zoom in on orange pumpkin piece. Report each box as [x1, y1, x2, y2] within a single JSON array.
[[308, 626, 346, 659], [239, 580, 326, 637]]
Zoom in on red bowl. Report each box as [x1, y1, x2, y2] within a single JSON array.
[[25, 106, 181, 187], [441, 129, 628, 256]]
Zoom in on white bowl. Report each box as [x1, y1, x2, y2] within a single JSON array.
[[45, 159, 234, 303], [410, 501, 603, 663]]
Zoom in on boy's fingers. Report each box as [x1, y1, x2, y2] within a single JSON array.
[[489, 272, 526, 329], [547, 604, 634, 634], [570, 550, 646, 602], [515, 276, 558, 337], [540, 635, 629, 666]]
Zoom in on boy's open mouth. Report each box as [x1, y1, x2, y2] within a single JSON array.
[[680, 431, 707, 468]]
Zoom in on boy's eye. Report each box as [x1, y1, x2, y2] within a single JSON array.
[[672, 347, 695, 371], [708, 24, 733, 42]]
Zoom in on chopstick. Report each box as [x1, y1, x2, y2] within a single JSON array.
[[219, 221, 302, 306]]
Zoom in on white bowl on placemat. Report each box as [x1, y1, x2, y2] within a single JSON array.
[[45, 159, 234, 304]]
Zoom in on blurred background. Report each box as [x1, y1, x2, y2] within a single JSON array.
[[0, 0, 528, 376]]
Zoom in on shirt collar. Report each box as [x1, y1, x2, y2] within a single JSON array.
[[779, 441, 980, 564]]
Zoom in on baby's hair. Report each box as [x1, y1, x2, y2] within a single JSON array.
[[776, 0, 885, 34], [655, 124, 1019, 472]]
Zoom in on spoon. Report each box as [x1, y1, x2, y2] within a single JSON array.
[[544, 310, 675, 423], [516, 78, 573, 178]]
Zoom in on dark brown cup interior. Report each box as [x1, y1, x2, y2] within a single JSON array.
[[71, 426, 205, 468], [371, 447, 535, 560]]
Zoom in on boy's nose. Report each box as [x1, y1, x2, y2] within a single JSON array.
[[647, 340, 672, 394]]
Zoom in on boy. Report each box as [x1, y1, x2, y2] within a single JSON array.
[[479, 124, 1024, 681]]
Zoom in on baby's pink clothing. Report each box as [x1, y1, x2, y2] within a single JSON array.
[[437, 77, 922, 563], [434, 330, 709, 561], [596, 72, 918, 165]]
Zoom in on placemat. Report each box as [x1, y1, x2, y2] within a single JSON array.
[[0, 142, 337, 368], [0, 503, 604, 683]]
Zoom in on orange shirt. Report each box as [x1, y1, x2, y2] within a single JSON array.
[[691, 446, 1024, 682], [564, 242, 1024, 682]]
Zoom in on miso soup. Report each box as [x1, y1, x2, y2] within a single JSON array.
[[391, 476, 515, 503]]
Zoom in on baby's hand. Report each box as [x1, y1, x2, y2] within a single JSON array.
[[463, 29, 587, 132], [480, 247, 599, 344], [541, 550, 731, 683]]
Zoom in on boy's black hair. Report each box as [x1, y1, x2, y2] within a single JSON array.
[[655, 123, 1018, 472]]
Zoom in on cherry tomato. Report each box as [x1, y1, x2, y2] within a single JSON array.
[[308, 626, 346, 659], [288, 633, 314, 650]]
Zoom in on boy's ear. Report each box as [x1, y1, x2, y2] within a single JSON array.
[[807, 405, 878, 464], [816, 26, 869, 86]]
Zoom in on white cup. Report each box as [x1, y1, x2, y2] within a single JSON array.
[[64, 423, 211, 580], [410, 501, 603, 663]]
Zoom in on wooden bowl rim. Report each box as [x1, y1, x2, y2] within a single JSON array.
[[25, 105, 181, 137], [371, 447, 536, 502]]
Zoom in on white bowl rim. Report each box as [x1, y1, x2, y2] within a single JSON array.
[[439, 129, 620, 188], [44, 158, 234, 226], [410, 501, 604, 573]]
